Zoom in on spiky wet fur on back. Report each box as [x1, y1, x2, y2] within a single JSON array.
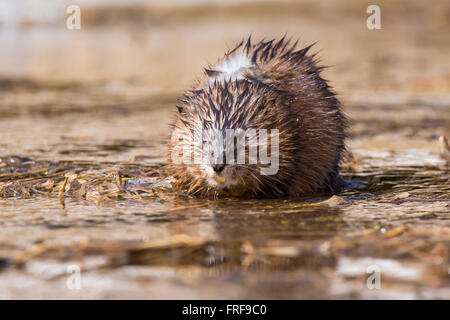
[[167, 36, 347, 198]]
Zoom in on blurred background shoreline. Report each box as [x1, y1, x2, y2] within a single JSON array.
[[0, 0, 448, 95]]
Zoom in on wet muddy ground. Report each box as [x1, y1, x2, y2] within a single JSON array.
[[0, 0, 449, 299]]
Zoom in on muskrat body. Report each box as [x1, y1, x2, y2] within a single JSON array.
[[167, 37, 347, 198]]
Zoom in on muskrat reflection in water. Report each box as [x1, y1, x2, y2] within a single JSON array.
[[168, 36, 347, 198]]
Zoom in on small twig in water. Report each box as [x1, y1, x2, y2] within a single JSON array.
[[59, 176, 69, 209]]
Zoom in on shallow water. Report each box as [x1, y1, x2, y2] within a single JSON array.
[[0, 0, 449, 299]]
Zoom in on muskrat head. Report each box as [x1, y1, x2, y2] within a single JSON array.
[[168, 81, 282, 197]]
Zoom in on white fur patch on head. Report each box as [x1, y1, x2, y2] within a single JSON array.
[[211, 53, 251, 83]]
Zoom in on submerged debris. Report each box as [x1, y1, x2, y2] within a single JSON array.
[[0, 155, 170, 203]]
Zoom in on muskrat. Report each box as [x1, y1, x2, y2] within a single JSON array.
[[167, 36, 347, 198]]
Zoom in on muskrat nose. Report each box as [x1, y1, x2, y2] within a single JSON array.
[[212, 164, 225, 173]]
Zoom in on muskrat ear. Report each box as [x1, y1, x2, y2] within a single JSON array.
[[204, 68, 220, 77], [176, 106, 184, 114]]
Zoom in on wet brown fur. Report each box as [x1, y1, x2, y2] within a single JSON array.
[[167, 36, 347, 198]]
